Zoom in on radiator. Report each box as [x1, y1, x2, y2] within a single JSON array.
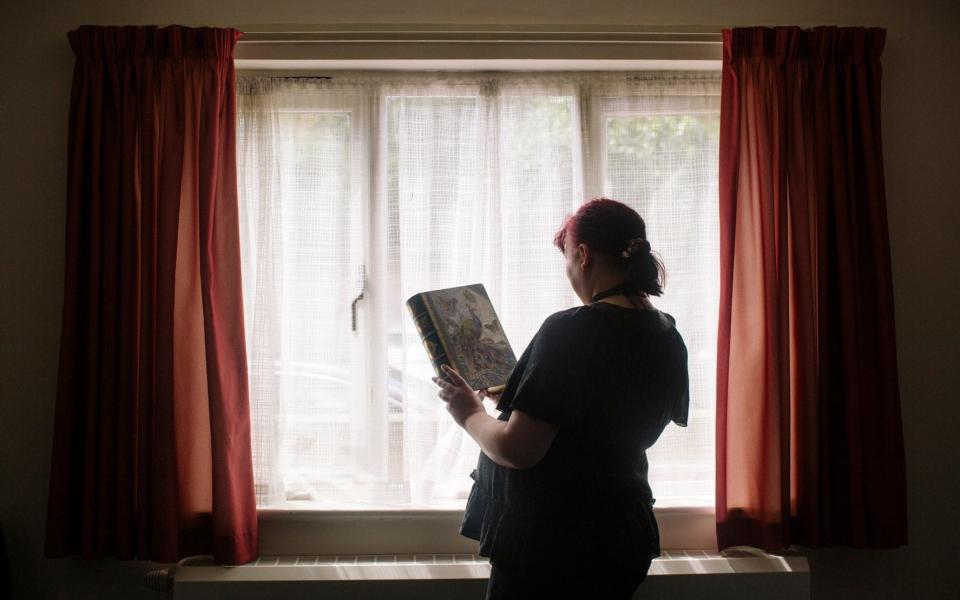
[[160, 550, 810, 600]]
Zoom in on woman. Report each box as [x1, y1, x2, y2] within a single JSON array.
[[432, 198, 689, 599]]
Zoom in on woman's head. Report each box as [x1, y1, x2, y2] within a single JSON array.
[[553, 198, 665, 300]]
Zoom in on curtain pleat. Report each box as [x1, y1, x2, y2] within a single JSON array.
[[716, 26, 907, 551], [45, 25, 257, 565]]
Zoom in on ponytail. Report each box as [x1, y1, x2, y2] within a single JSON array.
[[622, 240, 665, 297]]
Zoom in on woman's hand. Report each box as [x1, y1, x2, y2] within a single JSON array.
[[432, 365, 484, 428], [433, 366, 557, 469]]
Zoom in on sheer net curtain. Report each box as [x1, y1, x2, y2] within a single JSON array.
[[237, 72, 719, 510]]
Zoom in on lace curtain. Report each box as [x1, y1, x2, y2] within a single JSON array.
[[237, 72, 719, 509]]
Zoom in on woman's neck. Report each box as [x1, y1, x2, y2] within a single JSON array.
[[587, 279, 653, 310], [596, 294, 653, 310]]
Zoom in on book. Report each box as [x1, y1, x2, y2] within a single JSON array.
[[406, 283, 516, 393]]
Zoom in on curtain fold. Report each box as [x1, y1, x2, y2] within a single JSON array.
[[45, 25, 257, 564], [716, 26, 907, 551]]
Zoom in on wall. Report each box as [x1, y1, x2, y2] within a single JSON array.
[[1, 1, 958, 598]]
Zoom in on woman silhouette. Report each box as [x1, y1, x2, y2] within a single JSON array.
[[433, 198, 689, 599]]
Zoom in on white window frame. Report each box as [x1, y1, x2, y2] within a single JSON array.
[[237, 24, 722, 553]]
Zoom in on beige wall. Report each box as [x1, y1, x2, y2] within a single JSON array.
[[1, 1, 958, 598]]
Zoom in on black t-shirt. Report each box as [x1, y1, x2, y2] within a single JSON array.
[[460, 303, 689, 571]]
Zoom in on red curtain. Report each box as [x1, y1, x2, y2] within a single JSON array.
[[45, 26, 257, 564], [716, 27, 907, 551]]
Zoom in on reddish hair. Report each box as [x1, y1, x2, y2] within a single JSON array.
[[553, 197, 665, 296]]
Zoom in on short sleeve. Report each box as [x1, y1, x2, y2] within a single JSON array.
[[495, 312, 585, 428], [664, 315, 690, 428], [671, 330, 690, 427]]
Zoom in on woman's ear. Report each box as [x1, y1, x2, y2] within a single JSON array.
[[577, 243, 590, 270]]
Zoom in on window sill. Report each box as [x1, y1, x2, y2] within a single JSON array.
[[257, 506, 717, 556]]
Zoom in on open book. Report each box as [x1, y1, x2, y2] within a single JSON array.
[[406, 283, 516, 393]]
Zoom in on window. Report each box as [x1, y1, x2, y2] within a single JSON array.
[[237, 72, 719, 511]]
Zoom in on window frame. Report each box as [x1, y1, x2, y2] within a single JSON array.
[[257, 506, 718, 554], [237, 26, 722, 553]]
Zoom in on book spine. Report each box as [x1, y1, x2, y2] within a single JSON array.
[[405, 293, 450, 378]]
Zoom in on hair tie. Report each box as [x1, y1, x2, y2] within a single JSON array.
[[621, 236, 651, 259]]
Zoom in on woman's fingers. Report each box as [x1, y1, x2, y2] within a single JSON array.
[[441, 364, 469, 387], [433, 367, 483, 423], [432, 374, 466, 405], [478, 388, 502, 400], [431, 376, 452, 401]]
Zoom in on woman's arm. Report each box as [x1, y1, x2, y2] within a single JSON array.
[[434, 364, 559, 469], [463, 409, 559, 470]]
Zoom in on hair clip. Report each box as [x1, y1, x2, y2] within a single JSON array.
[[621, 237, 651, 258]]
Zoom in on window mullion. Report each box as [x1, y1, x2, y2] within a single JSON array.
[[578, 83, 605, 199], [357, 85, 390, 485]]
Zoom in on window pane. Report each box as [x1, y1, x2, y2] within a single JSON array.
[[605, 112, 720, 506], [387, 93, 487, 507], [498, 93, 580, 341], [238, 82, 367, 506], [383, 89, 579, 508]]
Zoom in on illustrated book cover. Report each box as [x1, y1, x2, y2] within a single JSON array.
[[406, 283, 516, 393]]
